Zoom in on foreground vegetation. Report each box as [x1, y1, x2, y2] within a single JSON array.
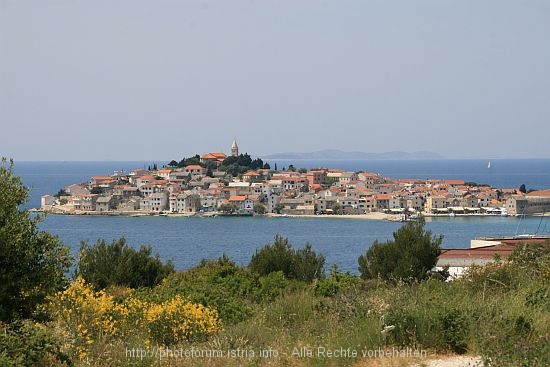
[[2, 158, 550, 366]]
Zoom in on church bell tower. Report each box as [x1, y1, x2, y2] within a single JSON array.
[[231, 140, 239, 157]]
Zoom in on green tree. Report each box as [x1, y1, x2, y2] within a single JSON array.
[[219, 202, 238, 214], [358, 218, 442, 282], [0, 158, 71, 322], [90, 186, 103, 194], [293, 243, 325, 282], [249, 235, 325, 282], [274, 203, 285, 214], [77, 237, 174, 289], [54, 188, 68, 198], [519, 184, 527, 193], [249, 235, 295, 278], [253, 203, 266, 214], [323, 176, 338, 187]]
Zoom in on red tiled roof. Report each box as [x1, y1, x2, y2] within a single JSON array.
[[527, 189, 550, 197], [445, 180, 466, 186], [185, 165, 203, 170], [439, 245, 516, 260], [91, 176, 112, 181], [228, 195, 247, 201]]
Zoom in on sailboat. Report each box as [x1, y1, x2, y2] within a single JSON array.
[[487, 161, 491, 169]]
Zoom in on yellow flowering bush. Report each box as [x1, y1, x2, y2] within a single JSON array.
[[143, 296, 222, 345], [48, 277, 222, 361], [48, 276, 124, 360]]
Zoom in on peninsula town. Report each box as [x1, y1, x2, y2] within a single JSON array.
[[40, 141, 550, 218]]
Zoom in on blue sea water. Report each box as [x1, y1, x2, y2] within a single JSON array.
[[11, 159, 550, 273], [36, 214, 548, 274]]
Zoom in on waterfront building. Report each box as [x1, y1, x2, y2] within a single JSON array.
[[506, 190, 550, 215]]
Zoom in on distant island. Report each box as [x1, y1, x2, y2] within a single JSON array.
[[263, 149, 444, 160], [39, 140, 550, 219]]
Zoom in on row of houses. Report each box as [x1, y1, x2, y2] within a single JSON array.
[[41, 162, 550, 216]]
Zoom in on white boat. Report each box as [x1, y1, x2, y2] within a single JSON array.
[[487, 161, 491, 169]]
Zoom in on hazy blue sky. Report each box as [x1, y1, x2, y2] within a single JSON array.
[[1, 1, 549, 160]]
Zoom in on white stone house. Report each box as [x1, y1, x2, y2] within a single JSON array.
[[147, 192, 169, 212]]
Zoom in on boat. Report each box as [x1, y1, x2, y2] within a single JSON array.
[[487, 161, 491, 169]]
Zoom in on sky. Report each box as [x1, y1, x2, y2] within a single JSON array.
[[1, 0, 550, 161]]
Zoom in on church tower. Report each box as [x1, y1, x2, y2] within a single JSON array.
[[231, 140, 239, 157]]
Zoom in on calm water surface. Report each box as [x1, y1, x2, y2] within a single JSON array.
[[38, 215, 548, 274]]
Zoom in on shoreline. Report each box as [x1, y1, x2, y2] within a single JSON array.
[[36, 206, 549, 221]]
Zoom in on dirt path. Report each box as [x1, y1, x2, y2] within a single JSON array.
[[411, 356, 483, 367]]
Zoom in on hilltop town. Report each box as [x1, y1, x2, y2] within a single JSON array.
[[40, 141, 550, 218]]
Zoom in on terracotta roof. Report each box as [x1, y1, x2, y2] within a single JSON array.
[[445, 180, 466, 186], [228, 195, 247, 201], [185, 165, 204, 170], [243, 171, 260, 176], [210, 152, 227, 158], [438, 244, 516, 260], [200, 153, 219, 159], [527, 189, 550, 197]]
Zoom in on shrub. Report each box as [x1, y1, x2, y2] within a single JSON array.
[[0, 158, 71, 322], [257, 271, 288, 301], [358, 218, 441, 282], [0, 320, 71, 367], [440, 309, 468, 354], [143, 296, 221, 345], [47, 276, 222, 360], [47, 276, 124, 360], [76, 237, 174, 289], [249, 235, 325, 282], [155, 256, 259, 324], [509, 240, 550, 264], [315, 265, 361, 297]]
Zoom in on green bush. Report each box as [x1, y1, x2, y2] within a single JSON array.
[[315, 265, 361, 297], [358, 218, 441, 282], [257, 271, 288, 301], [76, 237, 174, 289], [152, 256, 259, 324], [0, 320, 71, 367], [440, 309, 468, 354], [249, 235, 325, 282], [0, 158, 71, 322]]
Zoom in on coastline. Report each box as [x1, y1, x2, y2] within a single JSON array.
[[38, 206, 401, 221], [38, 205, 549, 221]]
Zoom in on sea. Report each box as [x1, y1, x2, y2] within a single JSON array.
[[12, 159, 550, 274]]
